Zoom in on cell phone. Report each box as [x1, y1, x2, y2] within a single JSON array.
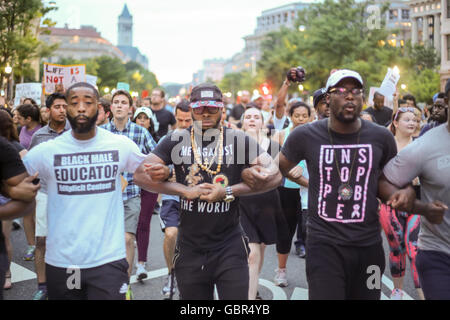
[[32, 178, 40, 185]]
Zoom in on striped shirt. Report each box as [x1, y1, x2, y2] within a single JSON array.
[[102, 120, 156, 200]]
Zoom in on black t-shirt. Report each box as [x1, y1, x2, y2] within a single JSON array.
[[230, 104, 246, 121], [152, 126, 263, 250], [281, 119, 397, 246], [365, 106, 393, 127], [153, 108, 176, 139], [0, 137, 27, 254]]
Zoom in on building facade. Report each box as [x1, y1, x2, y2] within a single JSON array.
[[409, 0, 450, 89], [40, 25, 127, 63], [117, 4, 149, 70]]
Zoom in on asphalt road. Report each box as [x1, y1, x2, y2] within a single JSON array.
[[3, 213, 418, 300]]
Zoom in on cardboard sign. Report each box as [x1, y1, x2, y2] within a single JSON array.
[[14, 83, 42, 106], [86, 74, 98, 87], [378, 67, 400, 98], [116, 82, 130, 92], [43, 63, 86, 94]]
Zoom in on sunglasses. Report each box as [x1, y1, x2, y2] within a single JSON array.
[[329, 87, 363, 97], [192, 106, 222, 115], [394, 107, 416, 121]]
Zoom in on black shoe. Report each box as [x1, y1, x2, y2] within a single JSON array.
[[12, 219, 21, 230], [298, 245, 306, 259]]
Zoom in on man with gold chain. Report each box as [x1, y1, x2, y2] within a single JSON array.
[[133, 83, 281, 300]]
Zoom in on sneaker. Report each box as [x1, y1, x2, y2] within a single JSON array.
[[23, 245, 35, 261], [126, 286, 134, 300], [390, 288, 404, 300], [12, 219, 21, 230], [32, 289, 48, 300], [136, 263, 147, 281], [161, 274, 177, 297], [297, 245, 306, 259], [274, 268, 288, 287]]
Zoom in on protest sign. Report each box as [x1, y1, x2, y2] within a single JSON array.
[[14, 83, 42, 106], [43, 63, 86, 94], [378, 66, 400, 98], [116, 82, 130, 92]]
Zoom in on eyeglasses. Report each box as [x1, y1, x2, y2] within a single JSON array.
[[192, 106, 221, 115], [329, 87, 363, 97]]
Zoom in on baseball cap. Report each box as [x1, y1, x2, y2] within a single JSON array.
[[313, 88, 327, 108], [325, 69, 364, 92], [133, 106, 160, 132], [190, 83, 224, 108], [134, 107, 154, 120]]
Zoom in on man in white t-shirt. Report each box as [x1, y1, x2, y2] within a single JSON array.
[[23, 82, 147, 300]]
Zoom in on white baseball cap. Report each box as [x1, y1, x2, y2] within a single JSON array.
[[134, 107, 154, 120], [133, 107, 160, 132], [325, 69, 364, 92]]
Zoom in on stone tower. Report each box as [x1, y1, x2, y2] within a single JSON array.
[[118, 4, 133, 47]]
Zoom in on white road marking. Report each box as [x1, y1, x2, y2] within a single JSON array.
[[10, 262, 36, 283], [8, 264, 415, 300], [381, 275, 414, 300]]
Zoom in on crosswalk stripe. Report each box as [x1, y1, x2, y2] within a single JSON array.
[[10, 262, 36, 283]]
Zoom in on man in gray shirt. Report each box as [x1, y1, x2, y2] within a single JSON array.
[[29, 92, 70, 300], [381, 84, 450, 300]]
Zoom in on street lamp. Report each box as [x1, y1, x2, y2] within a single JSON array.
[[4, 64, 12, 101]]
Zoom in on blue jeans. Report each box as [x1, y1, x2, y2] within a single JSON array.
[[416, 249, 450, 300]]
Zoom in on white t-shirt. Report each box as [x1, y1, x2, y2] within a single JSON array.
[[23, 128, 145, 268]]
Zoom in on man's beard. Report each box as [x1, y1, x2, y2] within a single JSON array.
[[67, 111, 98, 134]]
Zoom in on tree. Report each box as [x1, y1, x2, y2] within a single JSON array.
[[0, 0, 57, 85], [258, 0, 402, 93]]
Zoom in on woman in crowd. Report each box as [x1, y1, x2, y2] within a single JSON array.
[[271, 101, 311, 287], [0, 110, 27, 290], [132, 107, 159, 280], [239, 107, 282, 299], [379, 107, 424, 300], [14, 103, 43, 261]]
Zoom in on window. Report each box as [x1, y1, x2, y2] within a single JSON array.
[[448, 0, 450, 18], [447, 35, 450, 61], [402, 9, 409, 20], [389, 9, 398, 20]]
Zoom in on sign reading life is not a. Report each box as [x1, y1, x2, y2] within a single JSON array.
[[43, 63, 86, 94]]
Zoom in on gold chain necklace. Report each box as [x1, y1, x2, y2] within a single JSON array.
[[190, 126, 224, 175]]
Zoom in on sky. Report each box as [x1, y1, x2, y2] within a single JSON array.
[[46, 0, 317, 84]]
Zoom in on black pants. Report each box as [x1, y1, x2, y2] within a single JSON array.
[[46, 258, 129, 300], [306, 239, 385, 300], [416, 249, 450, 300], [276, 187, 301, 254], [294, 209, 308, 248], [174, 235, 250, 300], [0, 252, 7, 300]]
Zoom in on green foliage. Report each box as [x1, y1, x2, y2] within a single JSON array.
[[254, 0, 441, 103], [0, 0, 57, 82], [407, 68, 440, 104]]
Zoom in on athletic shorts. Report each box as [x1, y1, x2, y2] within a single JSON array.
[[124, 196, 141, 234], [159, 199, 180, 232], [173, 235, 250, 300], [35, 191, 48, 237], [46, 258, 129, 300]]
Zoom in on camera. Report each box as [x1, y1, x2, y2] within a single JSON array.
[[287, 66, 306, 83]]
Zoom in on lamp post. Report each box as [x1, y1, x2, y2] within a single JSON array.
[[5, 64, 12, 102]]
